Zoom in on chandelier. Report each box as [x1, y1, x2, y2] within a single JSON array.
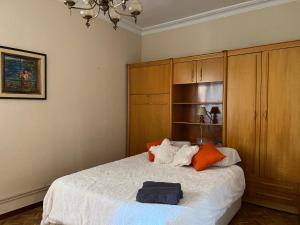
[[64, 0, 143, 29]]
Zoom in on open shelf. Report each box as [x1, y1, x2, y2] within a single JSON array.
[[173, 101, 223, 105], [172, 123, 223, 145], [173, 122, 222, 126], [172, 81, 224, 144]]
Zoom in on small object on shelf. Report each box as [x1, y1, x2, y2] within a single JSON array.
[[210, 107, 221, 124], [197, 106, 207, 123]]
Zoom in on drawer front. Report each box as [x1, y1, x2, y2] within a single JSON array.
[[244, 190, 299, 214], [244, 178, 299, 214], [246, 178, 299, 195]]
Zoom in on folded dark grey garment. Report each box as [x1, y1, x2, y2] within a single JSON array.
[[136, 187, 180, 205], [142, 181, 183, 199]]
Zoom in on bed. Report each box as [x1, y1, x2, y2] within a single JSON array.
[[41, 153, 245, 225]]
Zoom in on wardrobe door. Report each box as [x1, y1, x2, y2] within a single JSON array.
[[261, 47, 300, 184], [197, 57, 224, 83], [129, 94, 171, 156], [226, 53, 261, 176], [130, 63, 170, 94], [173, 61, 196, 84]]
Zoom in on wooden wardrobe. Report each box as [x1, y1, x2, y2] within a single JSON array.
[[127, 60, 172, 156], [226, 41, 300, 214], [127, 40, 300, 214]]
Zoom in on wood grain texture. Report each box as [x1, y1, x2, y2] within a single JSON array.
[[261, 47, 300, 184], [129, 94, 171, 156], [1, 203, 299, 225], [129, 63, 171, 94], [128, 60, 172, 156], [226, 53, 261, 176], [197, 57, 224, 83], [173, 61, 196, 84]]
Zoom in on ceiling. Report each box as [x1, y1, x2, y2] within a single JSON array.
[[136, 0, 253, 28]]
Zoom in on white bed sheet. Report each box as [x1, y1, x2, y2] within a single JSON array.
[[41, 153, 245, 225]]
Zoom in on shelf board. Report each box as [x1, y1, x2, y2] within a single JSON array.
[[173, 81, 223, 85], [173, 101, 223, 105], [172, 122, 222, 126]]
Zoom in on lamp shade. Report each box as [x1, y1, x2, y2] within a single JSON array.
[[210, 106, 221, 114], [197, 107, 208, 116]]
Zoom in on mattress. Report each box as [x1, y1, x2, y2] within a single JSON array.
[[41, 153, 245, 225]]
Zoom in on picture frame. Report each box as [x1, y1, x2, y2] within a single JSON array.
[[0, 46, 47, 100]]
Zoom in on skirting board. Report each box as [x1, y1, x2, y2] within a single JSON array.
[[0, 186, 48, 215]]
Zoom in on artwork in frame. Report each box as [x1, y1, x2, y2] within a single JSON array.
[[0, 46, 46, 99]]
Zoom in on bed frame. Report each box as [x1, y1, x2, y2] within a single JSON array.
[[48, 198, 241, 225]]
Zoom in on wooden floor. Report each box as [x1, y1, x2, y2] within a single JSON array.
[[0, 202, 299, 225]]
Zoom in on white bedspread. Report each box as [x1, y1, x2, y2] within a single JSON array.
[[41, 153, 245, 225]]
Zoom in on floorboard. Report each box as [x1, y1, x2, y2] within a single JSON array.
[[0, 202, 299, 225]]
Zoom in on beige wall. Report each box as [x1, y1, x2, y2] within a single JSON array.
[[0, 0, 141, 214], [142, 1, 300, 61]]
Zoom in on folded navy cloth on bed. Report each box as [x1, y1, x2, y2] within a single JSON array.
[[142, 181, 183, 199], [136, 187, 180, 205], [136, 181, 183, 205]]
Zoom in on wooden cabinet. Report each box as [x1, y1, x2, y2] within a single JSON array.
[[261, 47, 300, 184], [130, 61, 171, 94], [173, 61, 196, 84], [226, 42, 300, 214], [129, 94, 171, 156], [197, 57, 224, 83], [226, 53, 261, 176], [172, 53, 225, 145], [173, 56, 224, 84], [128, 60, 172, 156]]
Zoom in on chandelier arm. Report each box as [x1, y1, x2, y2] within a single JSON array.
[[70, 3, 97, 11], [114, 9, 134, 17], [92, 5, 102, 18]]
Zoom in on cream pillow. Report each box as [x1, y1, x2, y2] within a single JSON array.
[[154, 139, 179, 164], [213, 147, 241, 167], [172, 145, 199, 167]]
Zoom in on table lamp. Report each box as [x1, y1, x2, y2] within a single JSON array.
[[197, 106, 208, 144], [197, 106, 207, 123], [210, 106, 221, 124]]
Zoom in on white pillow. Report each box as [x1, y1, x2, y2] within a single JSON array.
[[213, 147, 241, 167], [149, 138, 171, 156], [154, 139, 179, 164], [172, 145, 199, 167], [171, 141, 191, 148]]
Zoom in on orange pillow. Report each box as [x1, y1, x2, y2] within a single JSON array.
[[146, 140, 163, 162], [192, 144, 225, 171]]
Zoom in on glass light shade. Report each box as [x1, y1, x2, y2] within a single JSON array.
[[109, 7, 121, 19], [80, 9, 96, 18], [197, 107, 208, 116], [129, 0, 143, 13], [210, 106, 221, 114]]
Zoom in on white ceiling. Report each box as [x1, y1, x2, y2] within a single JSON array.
[[136, 0, 253, 28]]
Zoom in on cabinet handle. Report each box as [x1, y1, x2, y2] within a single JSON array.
[[192, 62, 196, 82], [262, 110, 268, 120], [200, 67, 203, 81], [254, 111, 257, 120]]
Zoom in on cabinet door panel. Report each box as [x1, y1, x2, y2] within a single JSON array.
[[130, 64, 170, 94], [173, 61, 196, 84], [227, 53, 261, 176], [197, 57, 224, 83], [261, 48, 300, 183], [129, 94, 171, 156]]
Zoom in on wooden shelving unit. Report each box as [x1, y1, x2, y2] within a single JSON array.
[[172, 122, 222, 126], [173, 101, 223, 105], [171, 54, 225, 145]]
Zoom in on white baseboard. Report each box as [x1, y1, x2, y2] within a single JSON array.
[[0, 186, 49, 215]]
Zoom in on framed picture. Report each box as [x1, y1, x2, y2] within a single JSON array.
[[0, 46, 47, 99]]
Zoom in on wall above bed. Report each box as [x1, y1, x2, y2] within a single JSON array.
[[0, 0, 141, 214]]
